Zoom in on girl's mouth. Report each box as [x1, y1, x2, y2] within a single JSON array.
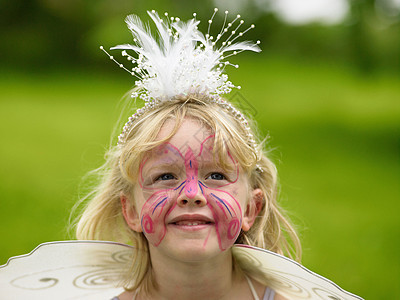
[[168, 214, 214, 230], [169, 214, 214, 225], [173, 221, 213, 226]]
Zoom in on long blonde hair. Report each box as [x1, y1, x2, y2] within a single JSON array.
[[72, 94, 301, 290]]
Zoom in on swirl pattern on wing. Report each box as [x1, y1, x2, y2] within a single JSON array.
[[312, 287, 344, 300], [232, 246, 263, 269], [265, 270, 312, 298], [11, 275, 59, 290], [8, 246, 131, 290], [73, 268, 122, 289], [111, 250, 132, 264]]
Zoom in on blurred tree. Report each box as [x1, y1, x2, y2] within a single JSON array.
[[0, 0, 398, 73], [345, 0, 400, 73], [0, 0, 216, 70], [347, 0, 376, 72]]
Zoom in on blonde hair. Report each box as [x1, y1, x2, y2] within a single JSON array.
[[72, 94, 301, 291]]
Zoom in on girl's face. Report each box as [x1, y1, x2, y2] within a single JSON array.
[[122, 118, 262, 261]]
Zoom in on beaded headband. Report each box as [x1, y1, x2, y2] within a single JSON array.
[[101, 9, 262, 170]]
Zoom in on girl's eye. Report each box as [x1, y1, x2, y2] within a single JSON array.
[[207, 173, 226, 180], [156, 173, 176, 181]]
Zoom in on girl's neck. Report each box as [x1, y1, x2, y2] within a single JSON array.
[[145, 248, 239, 300]]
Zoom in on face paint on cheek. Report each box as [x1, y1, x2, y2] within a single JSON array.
[[140, 192, 177, 246], [204, 189, 243, 251], [138, 143, 185, 246], [197, 136, 243, 251]]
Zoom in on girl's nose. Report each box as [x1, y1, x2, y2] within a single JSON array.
[[177, 186, 207, 207]]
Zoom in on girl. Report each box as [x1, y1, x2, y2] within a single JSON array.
[[75, 9, 301, 300]]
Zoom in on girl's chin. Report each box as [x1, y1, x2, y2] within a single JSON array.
[[151, 238, 229, 263]]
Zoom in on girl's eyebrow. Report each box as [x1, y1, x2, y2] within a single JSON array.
[[145, 152, 185, 164], [143, 161, 185, 172], [199, 160, 237, 172], [197, 154, 229, 166], [198, 159, 220, 167]]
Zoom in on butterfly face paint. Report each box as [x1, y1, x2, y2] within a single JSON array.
[[136, 120, 248, 252]]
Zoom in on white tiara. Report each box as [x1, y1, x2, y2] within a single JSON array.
[[101, 9, 262, 170]]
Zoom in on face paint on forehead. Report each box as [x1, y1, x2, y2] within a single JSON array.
[[138, 135, 244, 251], [138, 143, 184, 189]]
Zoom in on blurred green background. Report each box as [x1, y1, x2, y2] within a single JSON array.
[[0, 0, 399, 298]]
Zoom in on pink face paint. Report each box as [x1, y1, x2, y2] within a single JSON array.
[[184, 148, 198, 198], [206, 190, 242, 250], [140, 191, 177, 246], [138, 135, 244, 251]]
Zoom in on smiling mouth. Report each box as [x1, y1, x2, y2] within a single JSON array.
[[173, 221, 213, 226], [169, 214, 214, 227]]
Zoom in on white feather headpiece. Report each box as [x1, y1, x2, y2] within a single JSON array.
[[101, 8, 261, 148]]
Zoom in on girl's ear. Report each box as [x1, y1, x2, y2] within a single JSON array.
[[120, 192, 142, 232], [242, 188, 263, 232]]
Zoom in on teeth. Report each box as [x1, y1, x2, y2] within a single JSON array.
[[175, 221, 207, 226]]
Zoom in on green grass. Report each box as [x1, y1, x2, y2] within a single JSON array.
[[0, 56, 399, 298]]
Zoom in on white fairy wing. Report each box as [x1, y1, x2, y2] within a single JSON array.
[[232, 245, 364, 300], [0, 241, 363, 300], [0, 241, 129, 299]]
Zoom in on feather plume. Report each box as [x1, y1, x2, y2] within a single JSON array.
[[109, 10, 261, 102]]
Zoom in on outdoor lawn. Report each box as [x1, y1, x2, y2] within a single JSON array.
[[0, 54, 399, 298]]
